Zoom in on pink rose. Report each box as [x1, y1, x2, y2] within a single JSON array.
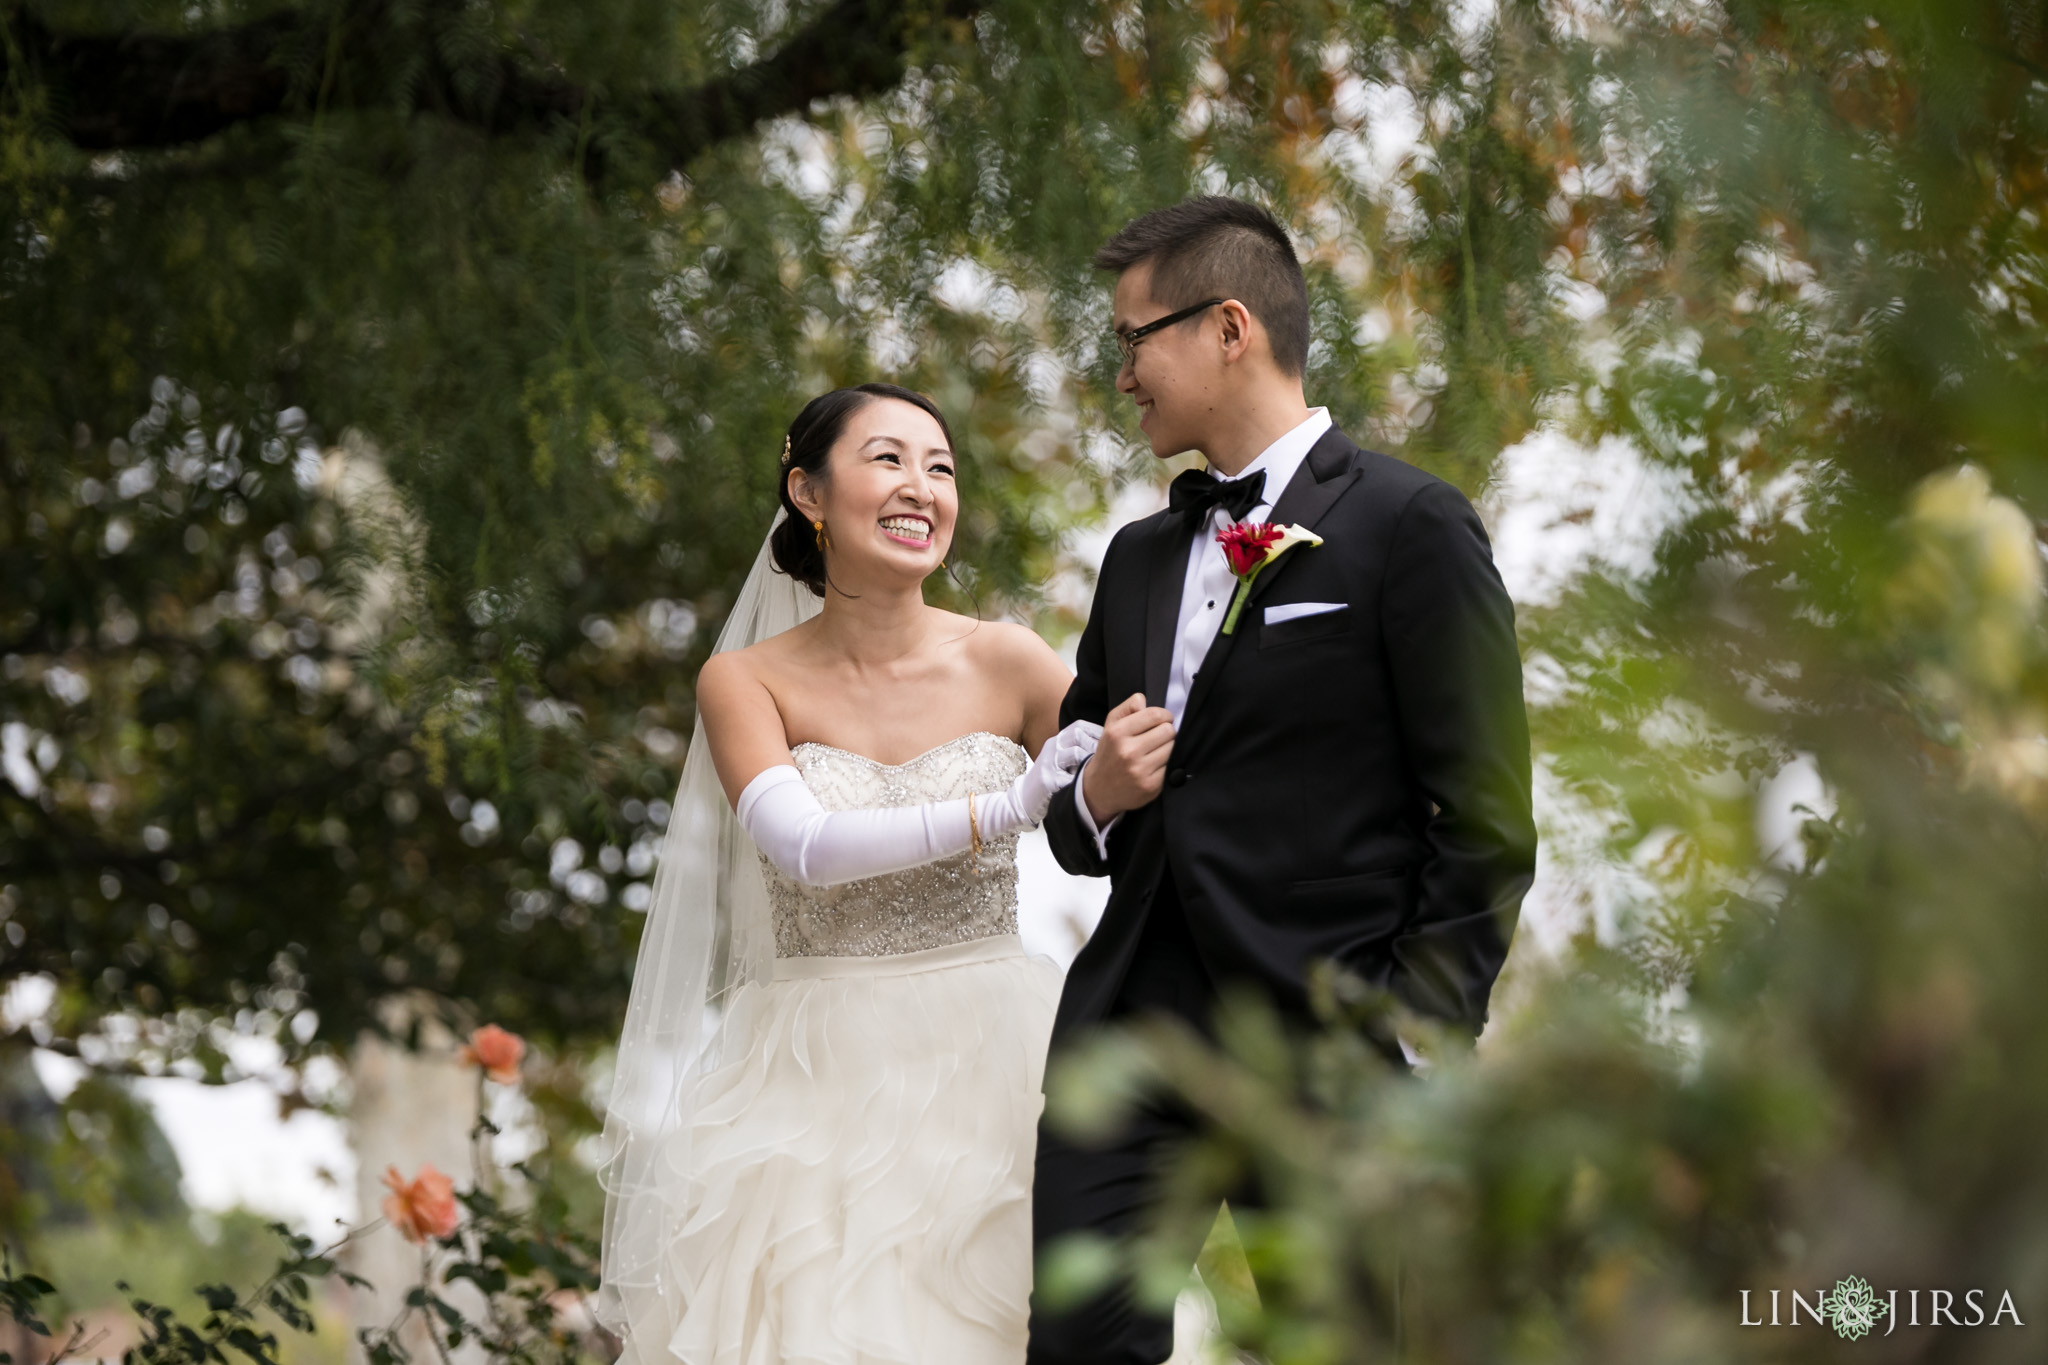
[[460, 1023, 525, 1083], [381, 1163, 460, 1242]]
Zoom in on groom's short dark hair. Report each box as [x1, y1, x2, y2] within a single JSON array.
[[1094, 196, 1310, 376]]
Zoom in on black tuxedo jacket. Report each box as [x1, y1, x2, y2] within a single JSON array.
[[1043, 425, 1536, 1045]]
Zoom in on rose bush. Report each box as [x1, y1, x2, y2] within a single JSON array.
[[0, 1024, 604, 1365]]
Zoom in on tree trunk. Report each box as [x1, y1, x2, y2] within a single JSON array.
[[342, 996, 487, 1363]]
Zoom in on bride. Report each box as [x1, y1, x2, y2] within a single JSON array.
[[594, 383, 1100, 1364]]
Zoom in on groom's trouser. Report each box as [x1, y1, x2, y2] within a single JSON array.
[[1027, 871, 1245, 1365]]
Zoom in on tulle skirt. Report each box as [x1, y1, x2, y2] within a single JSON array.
[[623, 933, 1063, 1365]]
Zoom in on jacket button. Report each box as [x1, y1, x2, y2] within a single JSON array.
[[1166, 768, 1188, 788]]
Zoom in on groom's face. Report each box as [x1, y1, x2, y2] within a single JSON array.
[[1112, 261, 1218, 460]]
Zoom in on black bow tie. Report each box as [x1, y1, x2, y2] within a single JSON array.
[[1167, 468, 1266, 523]]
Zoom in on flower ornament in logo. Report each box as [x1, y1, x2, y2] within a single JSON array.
[[1215, 521, 1324, 634], [1823, 1275, 1883, 1340]]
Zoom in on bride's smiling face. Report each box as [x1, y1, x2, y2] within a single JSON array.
[[787, 397, 957, 587]]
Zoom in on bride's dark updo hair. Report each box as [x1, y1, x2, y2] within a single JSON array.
[[771, 383, 957, 598]]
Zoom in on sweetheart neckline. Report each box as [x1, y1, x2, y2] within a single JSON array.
[[788, 730, 1027, 771]]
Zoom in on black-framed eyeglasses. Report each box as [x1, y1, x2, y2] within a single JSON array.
[[1114, 298, 1226, 366]]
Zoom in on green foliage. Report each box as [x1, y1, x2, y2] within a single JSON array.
[[30, 1209, 342, 1365], [0, 1068, 605, 1365], [1040, 1, 2048, 1360], [0, 1037, 186, 1240], [0, 381, 652, 1054], [1052, 751, 2048, 1361], [1, 1251, 58, 1343], [0, 1195, 599, 1365], [1, 1219, 351, 1365]]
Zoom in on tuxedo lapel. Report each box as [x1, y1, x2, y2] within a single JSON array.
[[1143, 515, 1195, 708], [1243, 429, 1362, 612], [1178, 429, 1362, 728]]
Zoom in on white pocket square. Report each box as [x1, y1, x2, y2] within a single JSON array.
[[1263, 601, 1347, 625]]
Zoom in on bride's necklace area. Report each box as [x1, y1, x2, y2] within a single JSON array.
[[788, 612, 1000, 767]]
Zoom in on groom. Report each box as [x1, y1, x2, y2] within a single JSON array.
[[1028, 196, 1537, 1364]]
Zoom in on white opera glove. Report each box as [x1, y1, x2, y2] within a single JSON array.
[[1040, 719, 1103, 788], [978, 718, 1100, 834], [734, 721, 1100, 887]]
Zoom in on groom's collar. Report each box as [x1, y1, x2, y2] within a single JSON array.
[[1262, 418, 1363, 531], [1300, 419, 1361, 485], [1205, 406, 1332, 504]]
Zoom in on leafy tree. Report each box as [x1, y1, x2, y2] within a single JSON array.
[[1, 0, 1571, 1065]]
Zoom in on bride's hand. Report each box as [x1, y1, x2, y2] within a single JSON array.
[[1011, 719, 1102, 823], [1044, 719, 1102, 777]]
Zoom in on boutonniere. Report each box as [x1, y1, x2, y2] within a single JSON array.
[[1216, 521, 1324, 634]]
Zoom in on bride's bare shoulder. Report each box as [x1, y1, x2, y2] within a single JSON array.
[[700, 620, 816, 676], [693, 649, 753, 715], [697, 626, 810, 707], [941, 612, 1067, 683]]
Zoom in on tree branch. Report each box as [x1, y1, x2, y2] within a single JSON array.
[[637, 0, 971, 168], [5, 0, 976, 173]]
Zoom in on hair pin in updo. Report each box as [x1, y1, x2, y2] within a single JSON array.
[[780, 434, 793, 466]]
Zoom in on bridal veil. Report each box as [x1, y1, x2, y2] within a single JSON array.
[[593, 510, 819, 1336]]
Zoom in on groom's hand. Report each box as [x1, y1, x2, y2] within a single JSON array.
[[1081, 693, 1175, 825]]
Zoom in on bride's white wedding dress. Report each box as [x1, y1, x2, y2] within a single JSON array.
[[622, 730, 1062, 1365]]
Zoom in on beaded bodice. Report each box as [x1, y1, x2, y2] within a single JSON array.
[[763, 731, 1029, 958]]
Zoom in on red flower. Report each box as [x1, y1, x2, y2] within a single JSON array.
[[381, 1163, 460, 1243], [460, 1023, 525, 1084], [1217, 521, 1284, 577], [1213, 519, 1327, 635]]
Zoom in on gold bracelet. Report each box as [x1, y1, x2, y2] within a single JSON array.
[[966, 791, 982, 874]]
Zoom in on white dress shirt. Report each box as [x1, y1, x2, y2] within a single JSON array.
[[1075, 407, 1333, 856]]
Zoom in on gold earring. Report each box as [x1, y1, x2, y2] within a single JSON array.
[[813, 519, 828, 552]]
